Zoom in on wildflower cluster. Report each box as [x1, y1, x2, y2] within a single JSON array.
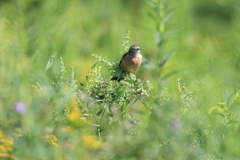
[[45, 134, 58, 147], [0, 130, 14, 159], [209, 92, 240, 128], [177, 78, 197, 113]]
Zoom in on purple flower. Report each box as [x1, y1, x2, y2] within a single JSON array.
[[172, 117, 181, 134], [13, 102, 26, 114], [133, 120, 139, 125]]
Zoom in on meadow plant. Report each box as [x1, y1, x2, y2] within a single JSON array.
[[1, 0, 240, 159], [83, 53, 153, 138]]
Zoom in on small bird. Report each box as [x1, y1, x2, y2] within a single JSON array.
[[111, 45, 142, 82]]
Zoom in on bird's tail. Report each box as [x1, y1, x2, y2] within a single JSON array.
[[110, 76, 123, 82]]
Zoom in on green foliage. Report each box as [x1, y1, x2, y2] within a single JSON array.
[[209, 90, 240, 128], [1, 0, 240, 159], [144, 0, 181, 87], [83, 54, 153, 138]]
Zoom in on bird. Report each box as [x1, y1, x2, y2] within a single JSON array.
[[111, 45, 142, 82]]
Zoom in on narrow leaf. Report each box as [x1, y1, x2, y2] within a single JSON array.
[[143, 52, 158, 65], [155, 30, 163, 46], [147, 12, 157, 22], [226, 92, 234, 106], [159, 47, 179, 68], [45, 59, 53, 71], [165, 27, 184, 38], [160, 69, 182, 85], [146, 1, 160, 13], [143, 59, 157, 73], [163, 12, 173, 24]]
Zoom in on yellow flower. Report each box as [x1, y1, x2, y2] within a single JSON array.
[[0, 153, 15, 159], [68, 108, 81, 121], [13, 128, 23, 137], [12, 133, 22, 137], [0, 130, 14, 159], [0, 138, 13, 146], [0, 145, 12, 152], [83, 135, 101, 150], [46, 134, 58, 147]]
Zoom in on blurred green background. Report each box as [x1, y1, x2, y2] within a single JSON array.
[[1, 0, 240, 105], [1, 0, 240, 158]]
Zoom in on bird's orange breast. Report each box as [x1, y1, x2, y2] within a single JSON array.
[[120, 55, 142, 73]]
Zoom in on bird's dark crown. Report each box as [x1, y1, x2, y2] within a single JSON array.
[[129, 45, 140, 51]]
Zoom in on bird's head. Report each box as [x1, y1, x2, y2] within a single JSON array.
[[129, 45, 140, 54]]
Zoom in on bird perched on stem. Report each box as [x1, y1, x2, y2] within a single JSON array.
[[111, 45, 142, 82]]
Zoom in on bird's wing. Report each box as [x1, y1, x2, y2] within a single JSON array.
[[119, 52, 129, 66]]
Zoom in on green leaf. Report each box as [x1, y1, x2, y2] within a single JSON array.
[[227, 120, 238, 125], [163, 12, 173, 24], [147, 12, 157, 22], [142, 52, 158, 65], [143, 59, 157, 74], [226, 92, 234, 106], [160, 69, 182, 86], [215, 113, 224, 118], [233, 86, 237, 95], [45, 59, 53, 71], [91, 61, 99, 69], [165, 27, 184, 38], [159, 47, 179, 68], [146, 0, 160, 14], [155, 30, 163, 46]]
